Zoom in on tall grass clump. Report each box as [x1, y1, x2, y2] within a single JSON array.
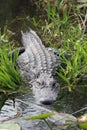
[[57, 26, 87, 91], [0, 34, 21, 93], [41, 0, 77, 46]]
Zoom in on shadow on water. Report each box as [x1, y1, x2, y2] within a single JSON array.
[[53, 88, 87, 116], [0, 93, 7, 110]]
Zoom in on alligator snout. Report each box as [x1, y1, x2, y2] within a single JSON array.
[[40, 99, 56, 105], [32, 75, 60, 105]]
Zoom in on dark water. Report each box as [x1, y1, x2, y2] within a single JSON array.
[[0, 0, 36, 26], [53, 88, 87, 116]]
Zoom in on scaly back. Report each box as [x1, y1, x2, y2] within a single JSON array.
[[18, 29, 59, 77]]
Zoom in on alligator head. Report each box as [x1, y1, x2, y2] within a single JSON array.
[[31, 73, 60, 105]]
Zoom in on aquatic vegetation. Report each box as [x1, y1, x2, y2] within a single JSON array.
[[26, 113, 54, 120], [0, 34, 21, 93]]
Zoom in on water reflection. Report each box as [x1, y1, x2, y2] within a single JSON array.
[[0, 87, 87, 130], [0, 88, 53, 130], [53, 89, 87, 116]]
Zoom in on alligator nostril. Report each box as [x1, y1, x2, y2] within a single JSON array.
[[52, 82, 56, 87], [40, 99, 55, 105]]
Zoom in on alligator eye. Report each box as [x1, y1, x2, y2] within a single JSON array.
[[36, 75, 39, 78], [37, 81, 41, 85]]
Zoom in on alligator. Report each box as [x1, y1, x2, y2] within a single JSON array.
[[16, 29, 60, 105]]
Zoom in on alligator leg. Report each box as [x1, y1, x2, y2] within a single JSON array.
[[8, 47, 25, 60]]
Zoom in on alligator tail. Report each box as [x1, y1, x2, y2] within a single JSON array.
[[21, 29, 42, 49]]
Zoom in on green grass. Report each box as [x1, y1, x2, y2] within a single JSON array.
[[41, 0, 78, 47], [57, 26, 87, 91], [0, 34, 21, 93], [0, 1, 86, 92]]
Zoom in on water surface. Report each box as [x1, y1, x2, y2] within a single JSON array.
[[0, 86, 87, 130]]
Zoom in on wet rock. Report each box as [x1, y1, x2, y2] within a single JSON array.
[[0, 123, 21, 130], [48, 111, 77, 126]]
